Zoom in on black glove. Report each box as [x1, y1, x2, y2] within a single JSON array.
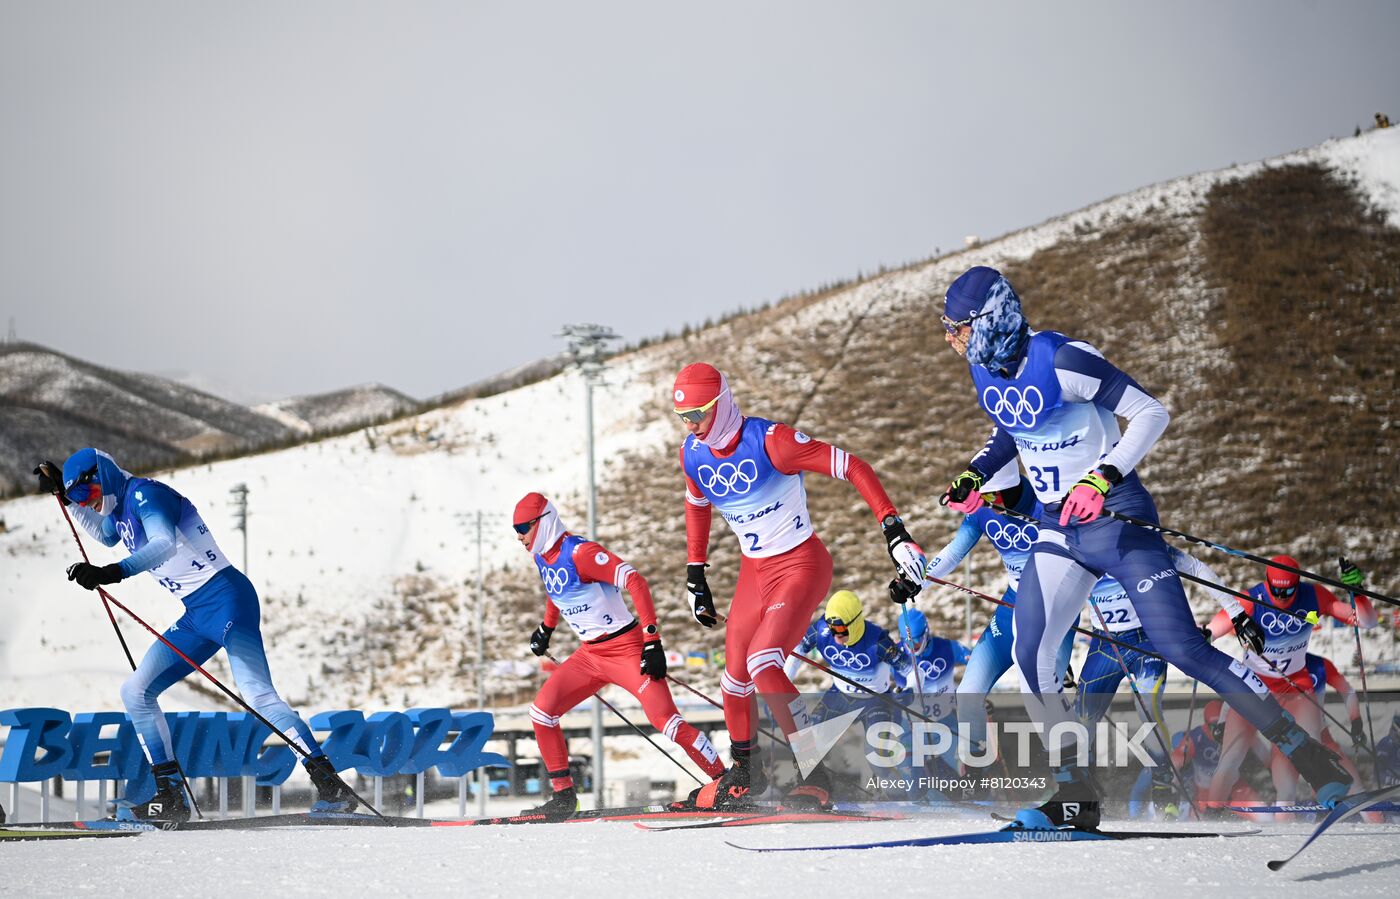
[[529, 622, 554, 657], [66, 562, 125, 591], [1350, 717, 1367, 747], [1061, 664, 1077, 692], [888, 576, 920, 604], [686, 563, 718, 628], [34, 461, 68, 503], [1198, 624, 1214, 643], [640, 639, 667, 679], [1231, 611, 1266, 656]]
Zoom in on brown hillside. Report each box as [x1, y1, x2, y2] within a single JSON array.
[[568, 161, 1398, 694]]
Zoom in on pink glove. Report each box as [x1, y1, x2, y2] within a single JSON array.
[[1059, 471, 1111, 526], [947, 493, 984, 514]]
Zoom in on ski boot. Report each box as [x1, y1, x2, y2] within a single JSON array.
[[305, 754, 359, 813], [689, 756, 768, 810], [780, 762, 831, 812], [115, 761, 192, 823], [1151, 777, 1179, 820], [1264, 715, 1352, 807], [1010, 765, 1100, 831], [524, 787, 579, 822]]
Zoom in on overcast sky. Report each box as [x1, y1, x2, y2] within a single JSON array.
[[2, 1, 1397, 403]]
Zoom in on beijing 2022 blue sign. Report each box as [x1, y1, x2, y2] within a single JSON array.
[[0, 707, 508, 792]]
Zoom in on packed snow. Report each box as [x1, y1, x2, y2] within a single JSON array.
[[3, 814, 1399, 898]]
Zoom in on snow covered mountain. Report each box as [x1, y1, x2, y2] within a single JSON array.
[[0, 342, 297, 495], [254, 384, 418, 435], [2, 128, 1397, 717], [0, 344, 423, 498]]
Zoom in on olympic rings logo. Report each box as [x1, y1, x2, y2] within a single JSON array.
[[985, 519, 1037, 551], [918, 658, 948, 679], [697, 459, 759, 497], [823, 646, 872, 668], [541, 567, 572, 594], [982, 385, 1044, 429], [1259, 611, 1308, 635]]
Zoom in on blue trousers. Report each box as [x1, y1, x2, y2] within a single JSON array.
[[119, 568, 323, 767], [1013, 482, 1281, 761]]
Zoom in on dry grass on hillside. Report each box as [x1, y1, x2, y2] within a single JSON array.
[[468, 160, 1399, 701]]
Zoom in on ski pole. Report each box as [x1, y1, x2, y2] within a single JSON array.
[[986, 501, 1324, 627], [1179, 676, 1202, 818], [1083, 604, 1201, 821], [54, 495, 202, 818], [789, 653, 940, 725], [82, 585, 385, 819], [664, 672, 786, 745], [1091, 509, 1397, 609], [1169, 570, 1366, 739], [545, 654, 704, 786], [925, 575, 1173, 663], [53, 495, 135, 668], [1340, 558, 1381, 782]]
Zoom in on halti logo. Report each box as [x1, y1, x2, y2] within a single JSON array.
[[1135, 569, 1176, 593]]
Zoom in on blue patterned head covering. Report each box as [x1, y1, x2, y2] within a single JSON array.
[[62, 448, 130, 515], [946, 267, 1029, 374]]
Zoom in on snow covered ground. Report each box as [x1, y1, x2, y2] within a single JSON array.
[[4, 814, 1399, 898]]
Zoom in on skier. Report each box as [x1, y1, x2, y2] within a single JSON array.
[[1169, 700, 1266, 817], [1305, 652, 1372, 819], [674, 362, 927, 809], [34, 451, 356, 822], [920, 472, 1074, 755], [1376, 714, 1400, 788], [783, 590, 912, 712], [896, 606, 972, 777], [935, 266, 1353, 829], [515, 492, 724, 820], [1075, 549, 1245, 811], [1202, 556, 1376, 807]]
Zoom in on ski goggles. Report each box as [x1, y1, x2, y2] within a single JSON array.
[[940, 308, 991, 335], [1269, 584, 1298, 599], [66, 465, 102, 506], [674, 389, 726, 424], [512, 515, 544, 535], [826, 617, 852, 637]]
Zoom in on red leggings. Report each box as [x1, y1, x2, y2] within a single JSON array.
[[530, 626, 724, 791], [721, 536, 833, 746]]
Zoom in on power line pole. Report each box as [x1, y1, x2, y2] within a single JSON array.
[[229, 483, 249, 575], [559, 323, 619, 809], [457, 509, 504, 816]]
